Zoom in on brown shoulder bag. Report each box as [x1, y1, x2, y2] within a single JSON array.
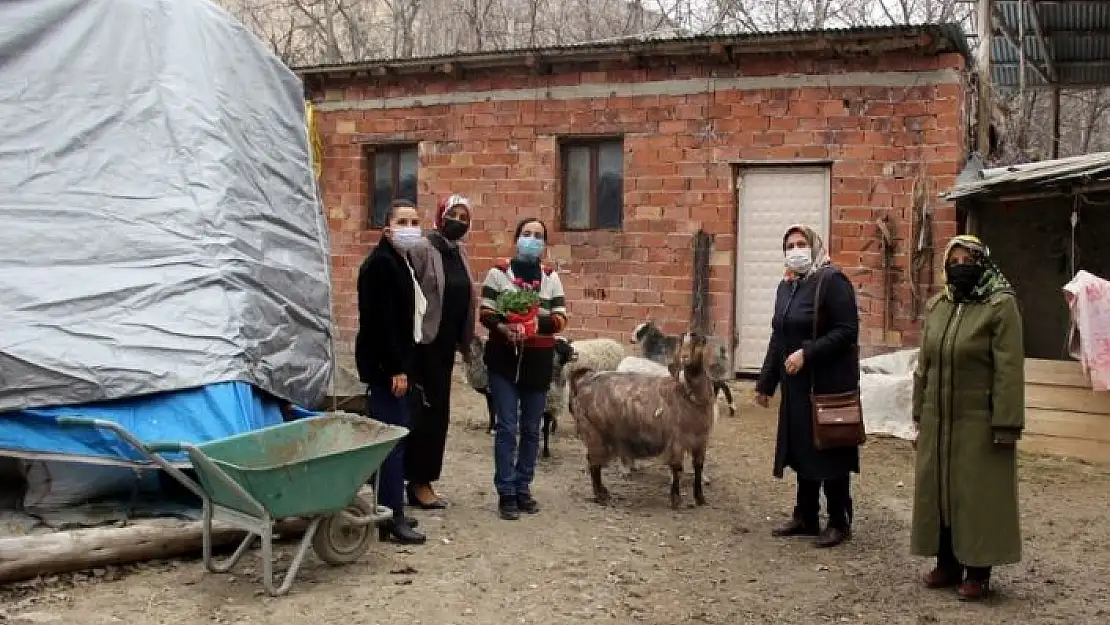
[[810, 267, 867, 451]]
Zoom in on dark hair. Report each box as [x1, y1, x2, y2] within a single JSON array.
[[387, 198, 417, 223], [514, 217, 547, 240]]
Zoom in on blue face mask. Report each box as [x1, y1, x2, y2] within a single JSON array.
[[516, 235, 545, 259], [391, 226, 423, 251]]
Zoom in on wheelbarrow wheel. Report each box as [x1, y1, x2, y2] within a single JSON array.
[[312, 494, 375, 565]]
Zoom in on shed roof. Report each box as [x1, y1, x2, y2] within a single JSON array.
[[945, 151, 1110, 201], [294, 23, 968, 79], [990, 0, 1110, 88]]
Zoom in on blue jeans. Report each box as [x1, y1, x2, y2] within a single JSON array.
[[489, 372, 546, 498], [367, 385, 409, 519]]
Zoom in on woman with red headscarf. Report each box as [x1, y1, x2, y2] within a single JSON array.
[[404, 194, 477, 509]]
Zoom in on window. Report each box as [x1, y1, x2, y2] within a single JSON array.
[[562, 138, 624, 230], [366, 144, 418, 229]]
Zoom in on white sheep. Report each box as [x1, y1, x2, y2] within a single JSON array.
[[564, 337, 626, 376], [615, 355, 672, 376]]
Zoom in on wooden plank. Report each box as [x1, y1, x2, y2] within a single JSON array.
[[1020, 433, 1110, 465], [1026, 408, 1110, 443], [1025, 384, 1110, 416], [1024, 358, 1092, 388]]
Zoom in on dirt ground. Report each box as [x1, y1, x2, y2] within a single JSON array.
[[3, 379, 1110, 625]]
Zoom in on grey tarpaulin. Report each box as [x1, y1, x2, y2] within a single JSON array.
[[0, 0, 334, 411]]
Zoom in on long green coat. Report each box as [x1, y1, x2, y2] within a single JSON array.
[[910, 291, 1025, 567]]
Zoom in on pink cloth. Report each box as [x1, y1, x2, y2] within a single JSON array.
[[1063, 270, 1110, 391]]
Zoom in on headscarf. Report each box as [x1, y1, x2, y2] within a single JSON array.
[[436, 194, 471, 230], [782, 224, 831, 282], [942, 234, 1014, 302], [430, 194, 472, 250]]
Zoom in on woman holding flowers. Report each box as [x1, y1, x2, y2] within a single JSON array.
[[478, 217, 568, 520]]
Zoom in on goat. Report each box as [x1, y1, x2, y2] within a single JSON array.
[[568, 332, 716, 509], [465, 335, 575, 458], [615, 355, 716, 484], [631, 321, 736, 417]]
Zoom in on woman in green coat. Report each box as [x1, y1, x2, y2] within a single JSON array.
[[911, 234, 1024, 601]]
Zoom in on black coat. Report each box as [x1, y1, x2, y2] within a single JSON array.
[[355, 239, 417, 389], [756, 266, 861, 481]]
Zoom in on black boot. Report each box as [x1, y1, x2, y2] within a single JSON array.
[[517, 492, 540, 514], [817, 476, 852, 548], [774, 478, 820, 537], [379, 517, 426, 544], [771, 517, 820, 537], [498, 495, 521, 520]]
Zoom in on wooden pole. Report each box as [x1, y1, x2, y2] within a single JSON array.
[[1052, 86, 1061, 159], [977, 0, 993, 158], [0, 518, 308, 585]]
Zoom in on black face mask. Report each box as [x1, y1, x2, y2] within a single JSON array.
[[946, 263, 985, 298], [440, 218, 469, 241]]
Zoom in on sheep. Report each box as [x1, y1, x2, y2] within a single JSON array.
[[631, 321, 737, 417], [568, 332, 717, 509], [464, 335, 575, 459], [562, 337, 626, 377]]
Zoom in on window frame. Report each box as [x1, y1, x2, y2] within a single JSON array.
[[559, 136, 624, 232], [364, 143, 419, 230]]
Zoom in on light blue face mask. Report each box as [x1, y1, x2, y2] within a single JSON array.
[[516, 235, 545, 259], [392, 226, 423, 250]]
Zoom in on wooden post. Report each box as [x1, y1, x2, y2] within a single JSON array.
[[1052, 86, 1061, 159], [977, 0, 993, 158]]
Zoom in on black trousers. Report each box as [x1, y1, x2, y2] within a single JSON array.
[[793, 475, 853, 530], [937, 525, 992, 581], [404, 339, 455, 484]]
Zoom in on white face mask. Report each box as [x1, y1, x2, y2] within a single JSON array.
[[391, 226, 423, 250], [784, 247, 813, 274]]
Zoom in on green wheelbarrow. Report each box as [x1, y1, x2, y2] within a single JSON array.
[[57, 413, 408, 596]]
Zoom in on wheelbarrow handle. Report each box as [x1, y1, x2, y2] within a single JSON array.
[[145, 442, 185, 453], [55, 416, 99, 427]]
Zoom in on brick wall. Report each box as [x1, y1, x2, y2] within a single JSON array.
[[309, 48, 967, 360]]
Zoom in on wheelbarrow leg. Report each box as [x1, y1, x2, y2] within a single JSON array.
[[200, 500, 257, 574], [260, 516, 323, 597]]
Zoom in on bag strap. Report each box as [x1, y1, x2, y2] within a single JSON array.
[[810, 266, 836, 395]]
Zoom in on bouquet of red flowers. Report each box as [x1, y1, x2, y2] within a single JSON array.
[[496, 277, 542, 339]]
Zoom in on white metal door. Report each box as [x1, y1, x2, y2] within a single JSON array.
[[734, 166, 831, 373]]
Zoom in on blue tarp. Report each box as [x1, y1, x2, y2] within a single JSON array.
[[0, 381, 312, 466]]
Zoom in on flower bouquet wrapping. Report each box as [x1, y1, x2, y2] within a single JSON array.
[[496, 278, 542, 339]]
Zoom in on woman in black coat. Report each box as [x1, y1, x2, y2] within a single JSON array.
[[755, 224, 861, 548], [355, 199, 428, 545]]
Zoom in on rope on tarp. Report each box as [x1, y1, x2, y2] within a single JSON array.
[[305, 101, 324, 181]]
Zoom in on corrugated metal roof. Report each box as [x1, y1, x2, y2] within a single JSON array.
[[945, 151, 1110, 200], [991, 0, 1110, 88], [294, 23, 969, 75]]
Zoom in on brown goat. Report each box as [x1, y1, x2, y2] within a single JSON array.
[[567, 333, 716, 509]]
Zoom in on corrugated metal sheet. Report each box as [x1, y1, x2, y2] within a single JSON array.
[[295, 23, 969, 74], [991, 0, 1110, 88], [945, 151, 1110, 201]]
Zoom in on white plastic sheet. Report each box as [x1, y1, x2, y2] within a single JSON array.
[[0, 0, 333, 411], [859, 348, 919, 441]]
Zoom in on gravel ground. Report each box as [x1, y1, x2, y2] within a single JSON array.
[[3, 379, 1109, 625]]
